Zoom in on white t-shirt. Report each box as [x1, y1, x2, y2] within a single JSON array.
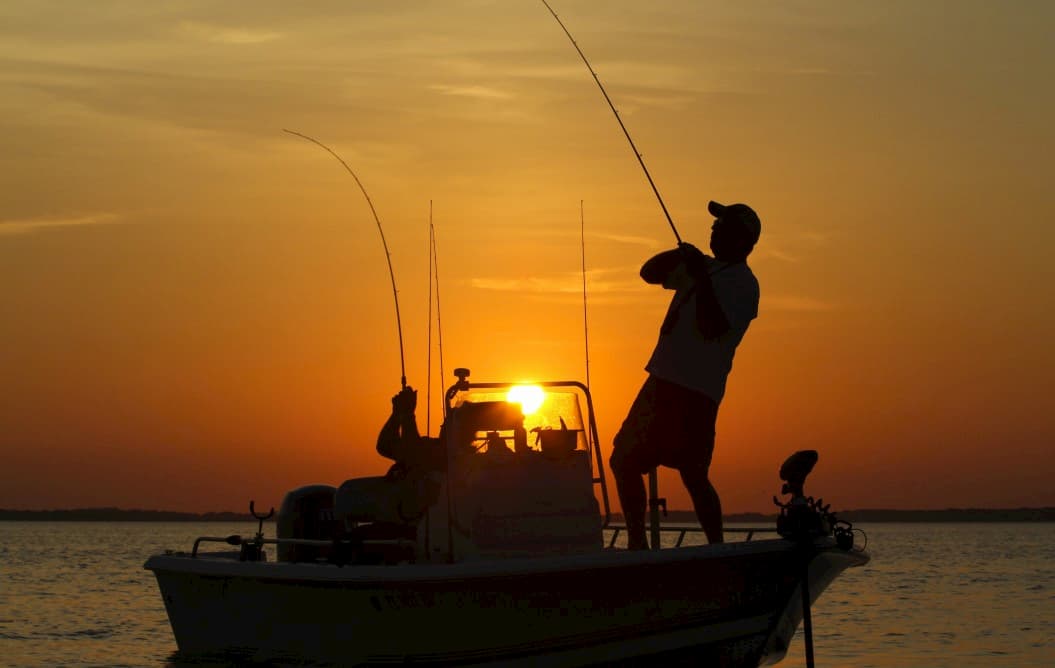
[[645, 259, 759, 403]]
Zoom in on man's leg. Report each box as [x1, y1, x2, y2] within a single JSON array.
[[610, 377, 659, 551], [675, 389, 722, 543], [680, 466, 723, 544], [611, 460, 648, 550]]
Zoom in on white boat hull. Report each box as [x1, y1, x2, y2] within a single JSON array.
[[146, 537, 866, 666]]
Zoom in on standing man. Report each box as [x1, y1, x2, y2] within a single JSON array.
[[611, 201, 761, 550]]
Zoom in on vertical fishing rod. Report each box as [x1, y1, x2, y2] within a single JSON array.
[[424, 202, 446, 437], [431, 218, 446, 407], [283, 128, 407, 390], [541, 0, 682, 245], [426, 201, 434, 436], [580, 199, 591, 390]]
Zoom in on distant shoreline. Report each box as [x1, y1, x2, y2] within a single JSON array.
[[724, 508, 1055, 523], [0, 508, 255, 522], [2, 507, 1053, 522]]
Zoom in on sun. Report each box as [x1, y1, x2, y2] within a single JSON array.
[[507, 385, 545, 416]]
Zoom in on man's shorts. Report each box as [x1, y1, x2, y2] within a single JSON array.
[[610, 375, 718, 474]]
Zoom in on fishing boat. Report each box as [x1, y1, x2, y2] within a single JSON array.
[[145, 368, 868, 666]]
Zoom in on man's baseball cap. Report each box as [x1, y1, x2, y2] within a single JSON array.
[[708, 201, 761, 243]]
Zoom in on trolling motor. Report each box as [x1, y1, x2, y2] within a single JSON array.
[[772, 451, 858, 668], [773, 450, 824, 539], [773, 451, 854, 550]]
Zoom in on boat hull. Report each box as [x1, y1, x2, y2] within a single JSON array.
[[146, 538, 867, 666]]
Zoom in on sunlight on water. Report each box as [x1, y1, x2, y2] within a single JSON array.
[[1, 522, 1052, 666], [779, 524, 1055, 668]]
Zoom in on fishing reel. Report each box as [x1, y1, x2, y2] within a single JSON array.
[[773, 451, 854, 549]]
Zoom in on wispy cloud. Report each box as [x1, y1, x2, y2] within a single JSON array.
[[501, 228, 664, 250], [429, 84, 513, 100], [470, 269, 838, 313], [0, 213, 123, 237], [752, 247, 800, 262], [469, 266, 649, 301], [177, 21, 282, 45], [471, 276, 582, 294], [764, 295, 836, 312], [754, 229, 832, 263], [615, 92, 695, 112], [593, 232, 664, 249]]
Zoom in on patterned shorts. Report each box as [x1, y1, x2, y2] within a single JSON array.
[[610, 375, 718, 474]]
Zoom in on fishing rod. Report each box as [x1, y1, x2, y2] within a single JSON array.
[[424, 200, 445, 434], [431, 215, 446, 412], [426, 202, 434, 436], [541, 0, 682, 245], [283, 128, 407, 389], [425, 202, 446, 437], [580, 199, 591, 390]]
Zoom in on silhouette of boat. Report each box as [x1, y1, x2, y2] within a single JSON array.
[[145, 369, 868, 666]]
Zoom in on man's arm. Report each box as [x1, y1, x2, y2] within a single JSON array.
[[678, 243, 731, 340], [640, 248, 684, 285], [376, 412, 400, 460], [377, 387, 421, 461]]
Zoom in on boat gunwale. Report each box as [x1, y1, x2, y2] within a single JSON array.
[[145, 536, 866, 584]]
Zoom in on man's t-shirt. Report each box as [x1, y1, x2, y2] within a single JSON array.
[[645, 259, 759, 403]]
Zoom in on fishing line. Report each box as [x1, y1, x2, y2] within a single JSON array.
[[283, 128, 407, 389], [541, 1, 682, 244]]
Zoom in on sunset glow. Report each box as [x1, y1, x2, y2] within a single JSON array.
[[0, 1, 1052, 515], [507, 385, 546, 417]]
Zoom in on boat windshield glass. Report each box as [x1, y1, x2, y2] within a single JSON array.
[[449, 386, 589, 454]]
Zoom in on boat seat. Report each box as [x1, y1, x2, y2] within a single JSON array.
[[335, 471, 443, 527], [334, 476, 402, 525]]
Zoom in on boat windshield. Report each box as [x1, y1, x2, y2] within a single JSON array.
[[448, 385, 589, 455]]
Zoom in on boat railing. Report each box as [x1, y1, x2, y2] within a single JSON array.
[[191, 528, 777, 558], [605, 524, 778, 548], [190, 535, 415, 559]]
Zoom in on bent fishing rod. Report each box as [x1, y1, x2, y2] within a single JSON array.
[[541, 0, 682, 245], [283, 128, 407, 390]]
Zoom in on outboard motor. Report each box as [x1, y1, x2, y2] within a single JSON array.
[[276, 484, 338, 562]]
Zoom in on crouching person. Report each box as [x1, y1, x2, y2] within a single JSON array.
[[335, 386, 446, 552]]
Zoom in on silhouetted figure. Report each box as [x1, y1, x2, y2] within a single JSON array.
[[377, 386, 446, 477], [611, 201, 761, 549], [335, 386, 444, 526]]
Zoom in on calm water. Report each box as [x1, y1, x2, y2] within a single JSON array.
[[1, 522, 1053, 667]]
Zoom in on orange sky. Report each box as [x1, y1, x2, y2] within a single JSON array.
[[2, 1, 1053, 514]]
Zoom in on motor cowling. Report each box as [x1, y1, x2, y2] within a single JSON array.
[[276, 484, 338, 562]]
